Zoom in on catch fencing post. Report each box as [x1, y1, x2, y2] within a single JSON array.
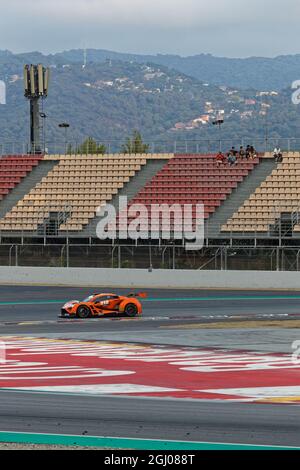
[[66, 244, 69, 268], [118, 245, 121, 269], [149, 245, 153, 271], [173, 245, 176, 270]]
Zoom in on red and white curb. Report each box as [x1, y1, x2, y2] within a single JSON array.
[[0, 336, 300, 403]]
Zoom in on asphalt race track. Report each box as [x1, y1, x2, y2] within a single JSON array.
[[1, 391, 300, 447], [1, 286, 300, 447], [1, 286, 300, 324]]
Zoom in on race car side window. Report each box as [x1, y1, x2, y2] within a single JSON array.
[[94, 295, 119, 303]]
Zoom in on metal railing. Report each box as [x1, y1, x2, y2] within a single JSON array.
[[2, 243, 300, 271], [1, 138, 300, 156], [2, 222, 300, 244]]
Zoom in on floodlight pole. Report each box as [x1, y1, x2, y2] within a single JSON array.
[[39, 112, 47, 154], [264, 114, 269, 153], [212, 118, 224, 152], [218, 122, 222, 152], [59, 123, 70, 154]]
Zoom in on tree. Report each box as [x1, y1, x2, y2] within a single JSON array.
[[68, 137, 107, 155], [121, 130, 149, 154], [66, 143, 73, 155]]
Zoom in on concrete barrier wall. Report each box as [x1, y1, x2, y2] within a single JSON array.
[[0, 267, 299, 289]]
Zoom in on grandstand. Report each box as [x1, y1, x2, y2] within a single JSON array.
[[0, 150, 299, 245], [124, 153, 262, 235], [0, 153, 172, 236], [222, 152, 300, 237]]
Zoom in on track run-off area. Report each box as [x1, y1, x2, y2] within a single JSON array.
[[1, 286, 300, 448]]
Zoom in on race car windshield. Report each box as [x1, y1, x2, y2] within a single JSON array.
[[83, 295, 95, 302]]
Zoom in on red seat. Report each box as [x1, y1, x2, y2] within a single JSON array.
[[119, 153, 260, 232], [0, 155, 43, 200]]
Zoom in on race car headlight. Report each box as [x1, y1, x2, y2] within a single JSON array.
[[63, 301, 79, 309]]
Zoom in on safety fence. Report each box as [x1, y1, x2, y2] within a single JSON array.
[[1, 138, 300, 156], [2, 244, 300, 271]]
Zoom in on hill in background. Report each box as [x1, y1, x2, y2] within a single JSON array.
[[0, 50, 299, 149], [49, 49, 300, 91]]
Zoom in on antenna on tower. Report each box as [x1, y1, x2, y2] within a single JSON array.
[[24, 64, 50, 154]]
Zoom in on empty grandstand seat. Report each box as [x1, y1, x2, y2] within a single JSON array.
[[0, 154, 173, 233], [222, 152, 300, 233]]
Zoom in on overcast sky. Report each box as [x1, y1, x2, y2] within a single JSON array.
[[0, 0, 299, 57]]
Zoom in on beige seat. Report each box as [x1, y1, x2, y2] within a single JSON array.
[[0, 153, 175, 232]]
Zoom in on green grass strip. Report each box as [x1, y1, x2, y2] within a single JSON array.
[[1, 294, 300, 307], [0, 431, 298, 450]]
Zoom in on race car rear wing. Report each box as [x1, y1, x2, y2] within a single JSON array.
[[128, 292, 148, 299]]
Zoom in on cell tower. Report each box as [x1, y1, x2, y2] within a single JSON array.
[[24, 64, 50, 154]]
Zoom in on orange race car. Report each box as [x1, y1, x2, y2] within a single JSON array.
[[60, 292, 147, 319]]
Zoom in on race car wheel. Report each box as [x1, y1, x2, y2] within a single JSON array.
[[124, 303, 138, 317], [76, 305, 91, 319]]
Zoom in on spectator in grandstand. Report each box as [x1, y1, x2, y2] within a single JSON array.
[[274, 147, 283, 162], [239, 146, 246, 159], [245, 145, 251, 159], [273, 147, 280, 157], [230, 146, 238, 157], [249, 145, 257, 159], [216, 151, 226, 166], [228, 153, 237, 166]]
